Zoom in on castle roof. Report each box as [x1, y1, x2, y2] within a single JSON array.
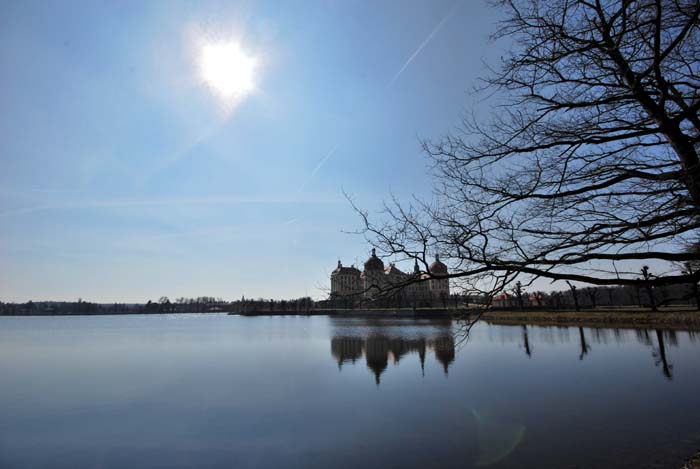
[[384, 263, 405, 276], [332, 260, 361, 276], [364, 248, 385, 271], [428, 254, 448, 275]]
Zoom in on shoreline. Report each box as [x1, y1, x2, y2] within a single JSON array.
[[233, 308, 700, 330], [3, 308, 700, 330], [480, 309, 700, 330]]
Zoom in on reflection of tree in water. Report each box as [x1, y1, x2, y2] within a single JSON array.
[[330, 334, 456, 385], [578, 327, 590, 360], [635, 329, 653, 346], [521, 325, 532, 358], [518, 325, 589, 360], [634, 329, 674, 379], [652, 329, 673, 380]]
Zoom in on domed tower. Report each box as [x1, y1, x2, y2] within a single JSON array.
[[428, 254, 450, 299], [362, 248, 385, 298]]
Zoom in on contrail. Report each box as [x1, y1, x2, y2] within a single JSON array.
[[294, 3, 459, 195], [388, 0, 462, 88], [298, 144, 340, 193]]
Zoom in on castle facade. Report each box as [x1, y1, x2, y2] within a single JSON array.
[[330, 248, 449, 302]]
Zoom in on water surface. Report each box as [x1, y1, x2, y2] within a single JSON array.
[[1, 315, 699, 468]]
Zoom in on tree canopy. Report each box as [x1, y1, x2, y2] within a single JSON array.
[[357, 0, 700, 295]]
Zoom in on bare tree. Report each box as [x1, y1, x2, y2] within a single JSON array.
[[567, 281, 581, 311], [641, 265, 658, 310], [514, 281, 525, 310], [355, 0, 700, 296], [676, 242, 700, 309], [584, 287, 599, 308]]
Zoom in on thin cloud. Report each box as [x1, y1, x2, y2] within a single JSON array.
[[0, 194, 342, 218], [144, 226, 235, 242], [298, 144, 340, 193], [388, 0, 462, 88]]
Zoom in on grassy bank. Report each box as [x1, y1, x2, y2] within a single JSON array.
[[480, 309, 700, 330]]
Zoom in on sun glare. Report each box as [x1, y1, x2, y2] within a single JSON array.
[[200, 42, 257, 100]]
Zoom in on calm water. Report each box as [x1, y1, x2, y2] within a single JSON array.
[[1, 315, 699, 469]]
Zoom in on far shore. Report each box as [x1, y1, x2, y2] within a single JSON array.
[[4, 307, 700, 330], [480, 309, 700, 330], [228, 307, 700, 329]]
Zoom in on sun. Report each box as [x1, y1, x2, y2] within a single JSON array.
[[200, 42, 257, 100]]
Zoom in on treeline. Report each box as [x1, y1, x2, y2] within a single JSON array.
[[0, 298, 162, 316], [482, 282, 700, 312], [0, 299, 110, 316], [2, 282, 698, 316], [230, 296, 315, 313], [145, 296, 317, 314], [0, 295, 318, 316]]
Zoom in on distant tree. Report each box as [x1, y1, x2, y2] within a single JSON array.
[[158, 296, 172, 314], [682, 260, 700, 310], [532, 291, 544, 307], [145, 300, 158, 314], [551, 292, 563, 309], [514, 281, 525, 311], [641, 266, 658, 310], [584, 288, 599, 309], [676, 243, 700, 309], [607, 288, 615, 306], [567, 282, 580, 312]]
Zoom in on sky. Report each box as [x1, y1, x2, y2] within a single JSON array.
[[0, 0, 505, 302]]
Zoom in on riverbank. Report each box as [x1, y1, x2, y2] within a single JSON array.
[[481, 309, 700, 330], [5, 307, 700, 330], [232, 307, 700, 329]]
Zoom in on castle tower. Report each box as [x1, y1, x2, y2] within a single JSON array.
[[330, 260, 361, 298], [428, 254, 450, 298], [362, 248, 385, 299]]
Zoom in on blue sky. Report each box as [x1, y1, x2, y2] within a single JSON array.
[[0, 0, 505, 302]]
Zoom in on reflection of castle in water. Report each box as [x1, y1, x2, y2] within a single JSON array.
[[331, 334, 455, 384], [330, 322, 695, 384]]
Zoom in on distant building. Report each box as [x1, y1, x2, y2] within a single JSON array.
[[493, 292, 515, 308], [330, 261, 362, 298], [330, 248, 450, 302]]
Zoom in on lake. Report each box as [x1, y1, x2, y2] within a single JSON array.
[[0, 314, 699, 468]]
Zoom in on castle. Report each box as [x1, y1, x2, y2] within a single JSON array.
[[330, 248, 449, 301]]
